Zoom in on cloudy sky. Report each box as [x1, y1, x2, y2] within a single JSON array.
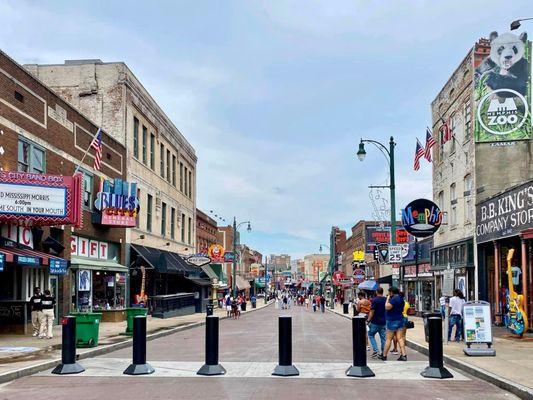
[[0, 0, 529, 259]]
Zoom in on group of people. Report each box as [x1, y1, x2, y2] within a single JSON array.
[[222, 293, 246, 319], [29, 287, 56, 339]]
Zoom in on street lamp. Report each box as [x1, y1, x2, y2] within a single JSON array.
[[510, 17, 533, 30], [232, 217, 252, 298], [356, 136, 397, 248], [318, 244, 329, 253]]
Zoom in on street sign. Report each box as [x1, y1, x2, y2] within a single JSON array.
[[185, 255, 212, 267], [377, 243, 389, 263], [388, 245, 402, 263]]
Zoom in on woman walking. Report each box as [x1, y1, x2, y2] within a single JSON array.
[[378, 287, 407, 361]]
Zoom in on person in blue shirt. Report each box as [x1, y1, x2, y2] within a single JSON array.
[[367, 287, 387, 358], [378, 287, 407, 361]]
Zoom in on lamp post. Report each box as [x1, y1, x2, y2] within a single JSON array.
[[318, 244, 329, 253], [510, 17, 533, 30], [356, 137, 397, 247], [232, 217, 251, 298]]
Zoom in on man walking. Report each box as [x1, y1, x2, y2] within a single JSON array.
[[39, 289, 56, 339], [448, 289, 465, 341], [29, 287, 42, 337], [368, 287, 387, 358], [320, 294, 326, 313]]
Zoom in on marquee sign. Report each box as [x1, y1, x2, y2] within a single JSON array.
[[402, 198, 443, 238], [0, 171, 82, 227], [94, 178, 139, 227]]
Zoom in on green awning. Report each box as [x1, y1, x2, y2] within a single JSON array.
[[201, 265, 218, 280], [70, 256, 128, 272]]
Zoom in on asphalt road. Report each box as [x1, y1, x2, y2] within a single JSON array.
[[0, 304, 518, 400]]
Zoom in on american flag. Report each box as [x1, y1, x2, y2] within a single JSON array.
[[424, 128, 436, 161], [91, 128, 103, 171], [414, 138, 424, 171]]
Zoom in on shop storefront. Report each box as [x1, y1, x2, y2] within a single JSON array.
[[476, 180, 533, 330]]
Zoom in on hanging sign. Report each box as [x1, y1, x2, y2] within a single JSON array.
[[94, 178, 139, 227], [353, 250, 365, 261], [185, 255, 211, 267], [208, 244, 225, 263], [402, 198, 443, 238], [49, 258, 68, 275]]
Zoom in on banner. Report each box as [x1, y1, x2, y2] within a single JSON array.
[[474, 31, 531, 142]]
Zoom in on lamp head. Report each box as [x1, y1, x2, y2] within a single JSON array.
[[356, 141, 366, 161], [510, 20, 521, 30], [247, 222, 252, 232], [319, 245, 323, 252]]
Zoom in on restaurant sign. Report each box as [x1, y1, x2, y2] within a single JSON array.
[[94, 178, 139, 227], [0, 171, 82, 227], [476, 180, 533, 243], [365, 225, 409, 253]]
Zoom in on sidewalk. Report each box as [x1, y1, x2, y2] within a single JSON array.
[[329, 304, 533, 399], [0, 301, 272, 382]]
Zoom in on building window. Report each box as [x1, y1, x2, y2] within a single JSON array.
[[133, 117, 139, 159], [449, 113, 456, 153], [184, 167, 188, 197], [81, 170, 93, 211], [464, 101, 471, 141], [18, 138, 45, 173], [14, 91, 24, 102], [146, 194, 153, 232], [464, 174, 473, 223], [437, 191, 444, 209], [188, 170, 192, 199], [172, 155, 176, 186], [142, 125, 147, 164], [166, 149, 171, 182], [150, 133, 155, 170], [450, 183, 457, 227], [170, 207, 176, 240], [160, 143, 165, 177], [188, 217, 192, 245], [180, 162, 184, 192], [161, 202, 167, 236], [181, 213, 186, 242]]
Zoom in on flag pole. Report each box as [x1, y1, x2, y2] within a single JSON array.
[[74, 128, 100, 175]]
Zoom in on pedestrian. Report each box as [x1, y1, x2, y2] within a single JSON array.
[[275, 296, 280, 309], [312, 296, 317, 312], [282, 295, 288, 310], [448, 289, 465, 341], [378, 287, 407, 361], [368, 287, 387, 358], [320, 294, 326, 313], [399, 291, 410, 345], [356, 291, 371, 350], [439, 294, 447, 318], [226, 295, 232, 317], [39, 289, 55, 339], [231, 297, 238, 319], [29, 287, 43, 337], [305, 295, 309, 309]]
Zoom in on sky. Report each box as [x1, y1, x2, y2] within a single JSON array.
[[0, 0, 530, 259]]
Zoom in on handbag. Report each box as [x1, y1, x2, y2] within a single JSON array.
[[405, 320, 415, 329]]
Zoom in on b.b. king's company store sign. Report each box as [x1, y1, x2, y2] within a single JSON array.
[[94, 178, 139, 227], [476, 180, 533, 243]]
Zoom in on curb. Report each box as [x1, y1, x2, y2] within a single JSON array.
[[0, 301, 273, 385], [326, 307, 533, 400]]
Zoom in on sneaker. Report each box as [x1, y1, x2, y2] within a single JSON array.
[[38, 336, 45, 339], [47, 336, 53, 339], [397, 355, 407, 361], [366, 346, 371, 351], [371, 351, 379, 358], [377, 354, 387, 361], [391, 349, 399, 355], [32, 333, 39, 337]]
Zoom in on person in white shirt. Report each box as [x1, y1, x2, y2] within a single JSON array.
[[448, 289, 465, 341], [439, 295, 447, 318]]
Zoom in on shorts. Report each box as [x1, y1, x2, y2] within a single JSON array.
[[386, 319, 405, 332], [403, 316, 408, 326], [226, 305, 232, 311]]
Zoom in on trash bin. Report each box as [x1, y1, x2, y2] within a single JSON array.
[[124, 307, 148, 336], [423, 312, 441, 342], [241, 301, 247, 312], [343, 303, 349, 314], [206, 304, 214, 316], [70, 312, 102, 348]]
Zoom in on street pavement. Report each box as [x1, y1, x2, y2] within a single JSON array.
[[0, 304, 519, 400]]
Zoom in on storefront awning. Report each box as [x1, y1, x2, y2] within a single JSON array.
[[186, 277, 211, 286], [70, 256, 128, 272], [0, 245, 64, 266], [132, 244, 195, 275], [236, 275, 251, 290], [377, 275, 393, 285], [201, 265, 218, 280]]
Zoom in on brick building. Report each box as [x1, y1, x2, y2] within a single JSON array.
[[0, 50, 129, 330], [196, 209, 217, 255]]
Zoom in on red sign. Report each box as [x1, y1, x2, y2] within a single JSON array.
[[403, 265, 417, 278], [332, 270, 345, 286], [0, 171, 82, 227], [418, 263, 432, 277]]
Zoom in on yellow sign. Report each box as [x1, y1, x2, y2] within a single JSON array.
[[353, 250, 365, 261], [208, 244, 225, 261]]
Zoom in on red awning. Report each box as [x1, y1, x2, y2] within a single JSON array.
[[0, 246, 61, 265]]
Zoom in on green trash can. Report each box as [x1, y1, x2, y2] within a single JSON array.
[[123, 307, 148, 336], [70, 312, 102, 348]]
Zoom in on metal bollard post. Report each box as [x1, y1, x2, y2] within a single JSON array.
[[346, 316, 375, 377], [343, 303, 349, 314], [421, 317, 453, 379], [52, 316, 84, 374], [197, 316, 226, 375], [272, 316, 299, 376], [123, 316, 155, 375]]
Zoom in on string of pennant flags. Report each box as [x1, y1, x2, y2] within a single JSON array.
[[413, 118, 451, 171]]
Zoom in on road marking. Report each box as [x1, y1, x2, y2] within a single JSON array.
[[40, 358, 469, 380]]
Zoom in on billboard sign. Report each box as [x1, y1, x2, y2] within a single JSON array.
[[94, 178, 139, 227], [474, 31, 531, 142], [365, 225, 408, 253], [402, 198, 443, 238], [0, 171, 82, 227]]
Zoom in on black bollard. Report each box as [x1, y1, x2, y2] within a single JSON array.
[[346, 316, 375, 377], [51, 316, 84, 374], [343, 303, 349, 314], [197, 316, 226, 375], [421, 317, 453, 379], [272, 316, 299, 376], [123, 316, 155, 375]]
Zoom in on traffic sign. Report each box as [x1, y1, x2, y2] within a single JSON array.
[[388, 245, 402, 263], [185, 255, 211, 267]]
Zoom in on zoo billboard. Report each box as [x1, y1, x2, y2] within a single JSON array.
[[474, 31, 531, 142]]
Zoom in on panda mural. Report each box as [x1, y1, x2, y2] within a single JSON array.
[[476, 31, 529, 97]]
